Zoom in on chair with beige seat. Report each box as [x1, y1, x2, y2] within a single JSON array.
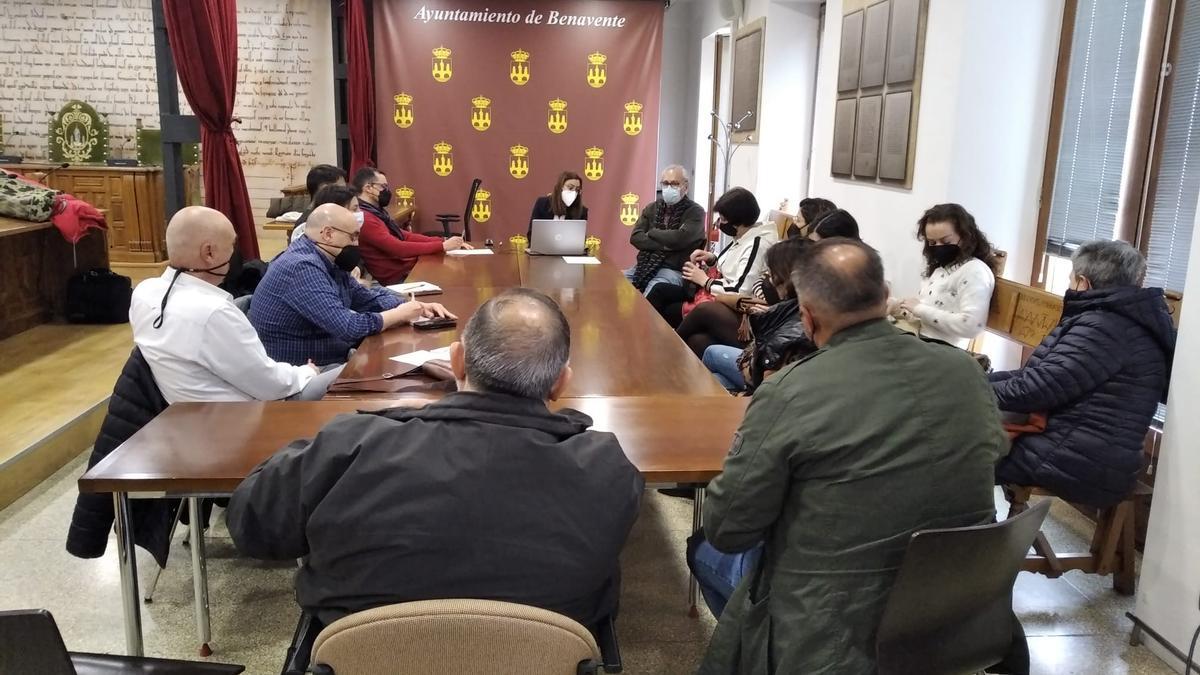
[[287, 599, 620, 675]]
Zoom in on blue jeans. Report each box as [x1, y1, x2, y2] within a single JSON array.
[[687, 531, 764, 618], [703, 345, 746, 391], [623, 266, 683, 296]]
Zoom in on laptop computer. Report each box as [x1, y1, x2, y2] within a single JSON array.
[[528, 219, 587, 255]]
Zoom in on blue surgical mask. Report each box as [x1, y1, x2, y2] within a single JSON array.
[[661, 186, 682, 205], [353, 210, 365, 226]]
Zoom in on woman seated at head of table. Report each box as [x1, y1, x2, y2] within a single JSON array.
[[647, 186, 776, 339], [527, 171, 588, 238], [888, 203, 998, 349], [702, 237, 818, 392]]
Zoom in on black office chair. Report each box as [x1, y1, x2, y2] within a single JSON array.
[[425, 178, 482, 241], [0, 609, 244, 674], [282, 607, 622, 674], [875, 499, 1050, 675]]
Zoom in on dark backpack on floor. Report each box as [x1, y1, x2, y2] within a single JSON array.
[[66, 268, 132, 324]]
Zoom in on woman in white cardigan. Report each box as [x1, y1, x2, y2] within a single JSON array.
[[891, 203, 997, 349]]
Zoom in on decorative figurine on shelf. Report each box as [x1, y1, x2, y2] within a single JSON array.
[[48, 100, 109, 164]]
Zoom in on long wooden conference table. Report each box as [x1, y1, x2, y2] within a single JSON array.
[[79, 250, 748, 657]]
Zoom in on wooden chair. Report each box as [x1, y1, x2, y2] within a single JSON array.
[[875, 500, 1050, 675], [284, 600, 622, 675], [1004, 483, 1149, 595], [766, 208, 796, 240]]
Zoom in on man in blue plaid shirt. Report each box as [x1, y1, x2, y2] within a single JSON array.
[[251, 204, 453, 366]]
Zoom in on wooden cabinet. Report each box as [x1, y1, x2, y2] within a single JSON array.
[[0, 217, 109, 339], [1, 163, 167, 264]]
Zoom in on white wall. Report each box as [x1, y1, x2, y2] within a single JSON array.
[[809, 0, 1063, 298], [658, 0, 695, 173], [675, 0, 821, 211], [751, 1, 822, 210], [1136, 190, 1200, 673]]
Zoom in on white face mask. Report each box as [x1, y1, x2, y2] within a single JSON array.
[[353, 210, 365, 226], [561, 189, 578, 207]]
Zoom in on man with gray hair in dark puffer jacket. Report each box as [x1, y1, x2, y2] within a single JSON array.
[[991, 240, 1176, 508]]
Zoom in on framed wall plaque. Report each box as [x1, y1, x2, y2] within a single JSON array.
[[831, 0, 926, 185], [832, 98, 857, 175], [838, 10, 863, 92], [860, 1, 890, 89], [879, 91, 912, 179], [886, 0, 920, 84], [732, 18, 766, 143], [853, 95, 881, 177]]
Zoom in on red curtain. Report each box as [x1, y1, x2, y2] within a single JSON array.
[[346, 0, 375, 174], [162, 0, 260, 260]]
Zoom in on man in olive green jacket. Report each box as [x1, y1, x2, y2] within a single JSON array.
[[698, 240, 1007, 674]]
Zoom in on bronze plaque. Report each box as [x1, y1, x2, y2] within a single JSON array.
[[853, 95, 882, 177], [839, 11, 864, 92], [832, 98, 857, 175], [879, 90, 912, 180], [887, 0, 920, 84], [860, 1, 890, 88]]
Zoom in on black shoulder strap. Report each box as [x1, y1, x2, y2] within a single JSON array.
[[728, 237, 762, 293]]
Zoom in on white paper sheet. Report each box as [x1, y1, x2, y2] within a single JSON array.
[[561, 256, 601, 265], [389, 346, 453, 370], [386, 281, 443, 295], [446, 249, 495, 256]]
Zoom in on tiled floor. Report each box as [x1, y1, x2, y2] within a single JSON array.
[[0, 453, 1178, 674]]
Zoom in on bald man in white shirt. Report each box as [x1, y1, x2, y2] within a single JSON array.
[[129, 206, 343, 402]]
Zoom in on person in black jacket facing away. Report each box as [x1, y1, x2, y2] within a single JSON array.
[[527, 171, 588, 238], [226, 288, 644, 629], [991, 240, 1176, 508]]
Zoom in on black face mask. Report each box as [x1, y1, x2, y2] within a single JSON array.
[[719, 220, 739, 237], [927, 244, 961, 267], [153, 250, 242, 329], [376, 184, 392, 209], [333, 244, 362, 271]]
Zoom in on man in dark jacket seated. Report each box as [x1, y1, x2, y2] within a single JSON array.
[[991, 240, 1176, 508], [226, 288, 644, 629]]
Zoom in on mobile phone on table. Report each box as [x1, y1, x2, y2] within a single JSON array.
[[412, 316, 457, 330]]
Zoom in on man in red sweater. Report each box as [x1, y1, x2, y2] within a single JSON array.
[[352, 167, 471, 285]]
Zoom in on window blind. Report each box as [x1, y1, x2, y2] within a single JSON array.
[[1045, 0, 1147, 256], [1144, 0, 1200, 292]]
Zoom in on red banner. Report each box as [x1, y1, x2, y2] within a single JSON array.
[[374, 0, 664, 266]]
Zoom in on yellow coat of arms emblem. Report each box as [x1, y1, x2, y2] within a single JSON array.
[[433, 141, 453, 177]]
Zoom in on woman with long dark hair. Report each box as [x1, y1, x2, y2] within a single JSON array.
[[702, 237, 817, 391], [891, 203, 997, 348], [527, 171, 588, 237]]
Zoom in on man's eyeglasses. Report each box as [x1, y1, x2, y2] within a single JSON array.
[[329, 225, 360, 243], [660, 180, 684, 188]]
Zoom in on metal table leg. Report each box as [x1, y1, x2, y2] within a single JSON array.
[[688, 487, 706, 618], [188, 498, 212, 657], [114, 492, 144, 656]]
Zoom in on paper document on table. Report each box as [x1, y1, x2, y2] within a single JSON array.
[[446, 249, 494, 256], [387, 281, 443, 296], [561, 256, 601, 265], [389, 346, 453, 371]]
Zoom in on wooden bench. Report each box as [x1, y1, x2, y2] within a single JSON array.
[[1004, 483, 1150, 595]]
